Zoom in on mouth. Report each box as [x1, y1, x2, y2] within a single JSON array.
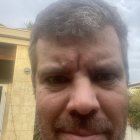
[[58, 129, 108, 140]]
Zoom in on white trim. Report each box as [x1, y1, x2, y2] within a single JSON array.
[[128, 82, 140, 88], [0, 84, 7, 138]]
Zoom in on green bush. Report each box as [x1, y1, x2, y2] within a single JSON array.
[[128, 92, 140, 130]]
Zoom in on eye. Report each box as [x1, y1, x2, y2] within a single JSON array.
[[95, 73, 117, 82], [45, 75, 69, 85]]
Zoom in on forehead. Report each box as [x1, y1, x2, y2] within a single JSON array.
[[35, 26, 123, 71]]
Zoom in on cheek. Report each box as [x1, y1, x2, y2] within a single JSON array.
[[99, 88, 128, 125], [36, 88, 69, 123]]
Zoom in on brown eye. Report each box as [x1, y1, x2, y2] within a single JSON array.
[[45, 75, 69, 85], [95, 73, 117, 82]]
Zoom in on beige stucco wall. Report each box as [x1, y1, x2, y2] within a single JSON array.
[[1, 45, 35, 140]]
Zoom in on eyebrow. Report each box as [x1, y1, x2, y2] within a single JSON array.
[[37, 61, 125, 79], [37, 65, 71, 79], [89, 62, 124, 75]]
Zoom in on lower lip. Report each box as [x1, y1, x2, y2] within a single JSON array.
[[60, 133, 107, 140]]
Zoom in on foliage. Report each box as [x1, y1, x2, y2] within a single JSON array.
[[128, 88, 140, 130], [33, 117, 41, 140], [0, 24, 5, 26], [25, 21, 33, 30]]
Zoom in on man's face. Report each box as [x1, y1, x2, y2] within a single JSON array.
[[35, 26, 128, 140]]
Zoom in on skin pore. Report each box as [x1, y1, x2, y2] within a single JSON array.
[[35, 26, 128, 140]]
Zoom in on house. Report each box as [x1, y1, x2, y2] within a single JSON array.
[[0, 25, 35, 140]]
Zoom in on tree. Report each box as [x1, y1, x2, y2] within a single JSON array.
[[25, 21, 33, 30]]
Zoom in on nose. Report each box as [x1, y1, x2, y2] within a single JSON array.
[[66, 77, 100, 115]]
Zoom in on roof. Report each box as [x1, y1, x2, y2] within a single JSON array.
[[128, 82, 140, 88], [0, 26, 30, 46], [0, 26, 30, 41]]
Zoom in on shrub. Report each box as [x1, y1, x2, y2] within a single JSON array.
[[128, 88, 140, 130]]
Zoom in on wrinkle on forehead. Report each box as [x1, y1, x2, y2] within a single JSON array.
[[36, 25, 122, 73]]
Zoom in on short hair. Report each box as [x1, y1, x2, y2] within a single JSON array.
[[29, 0, 128, 83]]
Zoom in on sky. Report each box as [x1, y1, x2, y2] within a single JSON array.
[[0, 0, 139, 83]]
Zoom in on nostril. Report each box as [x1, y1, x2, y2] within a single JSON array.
[[66, 83, 100, 116], [70, 109, 97, 119], [66, 96, 100, 116]]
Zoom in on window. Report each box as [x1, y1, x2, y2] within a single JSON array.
[[0, 43, 16, 84], [0, 60, 15, 83]]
